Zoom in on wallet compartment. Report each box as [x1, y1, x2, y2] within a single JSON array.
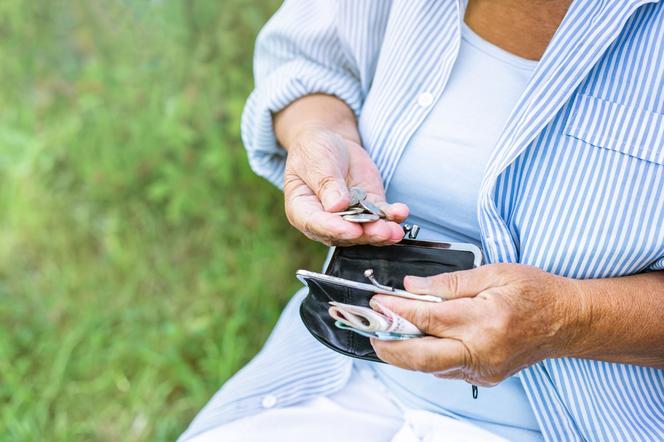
[[299, 239, 480, 362]]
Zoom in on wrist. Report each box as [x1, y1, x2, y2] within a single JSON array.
[[274, 94, 360, 150], [289, 124, 359, 151], [548, 275, 593, 359]]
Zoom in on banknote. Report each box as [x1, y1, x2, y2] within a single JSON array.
[[328, 300, 423, 341]]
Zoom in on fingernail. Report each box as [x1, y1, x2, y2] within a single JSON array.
[[404, 275, 431, 291]]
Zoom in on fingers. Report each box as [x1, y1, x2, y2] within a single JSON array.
[[306, 170, 350, 213], [293, 133, 351, 212], [284, 132, 410, 245], [403, 266, 497, 300], [370, 295, 464, 336], [361, 219, 406, 244], [371, 336, 467, 373], [285, 177, 405, 245], [285, 179, 362, 243], [376, 201, 409, 223], [331, 219, 406, 246]]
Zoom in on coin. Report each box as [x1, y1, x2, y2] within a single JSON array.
[[359, 199, 386, 217], [342, 213, 380, 223], [331, 207, 365, 216], [349, 187, 367, 206]]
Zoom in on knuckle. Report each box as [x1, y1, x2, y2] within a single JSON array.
[[459, 342, 472, 367], [492, 309, 512, 338], [484, 264, 502, 278], [485, 373, 506, 386], [441, 272, 459, 295], [487, 263, 515, 283], [316, 174, 339, 194], [412, 353, 431, 372], [419, 306, 436, 335]]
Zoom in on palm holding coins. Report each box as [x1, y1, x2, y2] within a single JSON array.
[[332, 187, 387, 223]]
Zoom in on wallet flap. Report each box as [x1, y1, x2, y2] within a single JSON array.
[[299, 277, 379, 361], [297, 270, 443, 303]]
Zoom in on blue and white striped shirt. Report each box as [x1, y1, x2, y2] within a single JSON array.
[[181, 1, 664, 441]]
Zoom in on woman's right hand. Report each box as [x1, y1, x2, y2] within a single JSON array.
[[283, 127, 409, 246]]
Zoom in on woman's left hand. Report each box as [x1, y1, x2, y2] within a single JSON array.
[[370, 263, 587, 386]]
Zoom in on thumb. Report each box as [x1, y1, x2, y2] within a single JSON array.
[[370, 295, 442, 335], [403, 266, 495, 300], [303, 166, 349, 212]]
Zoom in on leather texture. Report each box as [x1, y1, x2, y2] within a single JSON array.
[[299, 240, 477, 362]]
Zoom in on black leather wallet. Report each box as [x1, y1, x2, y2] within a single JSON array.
[[297, 239, 482, 363]]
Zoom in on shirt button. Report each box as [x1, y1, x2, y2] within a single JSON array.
[[261, 394, 277, 409], [417, 92, 434, 107]]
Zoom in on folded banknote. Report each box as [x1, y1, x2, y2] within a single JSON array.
[[328, 300, 423, 341]]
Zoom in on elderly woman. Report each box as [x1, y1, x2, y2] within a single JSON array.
[[181, 0, 664, 440]]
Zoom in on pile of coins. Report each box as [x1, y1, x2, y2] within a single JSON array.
[[332, 187, 386, 223]]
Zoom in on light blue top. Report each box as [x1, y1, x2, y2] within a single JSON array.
[[180, 2, 664, 441], [376, 23, 541, 441], [388, 23, 537, 247]]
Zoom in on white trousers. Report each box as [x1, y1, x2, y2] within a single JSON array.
[[190, 364, 507, 442]]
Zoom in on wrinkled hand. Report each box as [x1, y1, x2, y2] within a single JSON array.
[[283, 128, 408, 246], [370, 263, 585, 386]]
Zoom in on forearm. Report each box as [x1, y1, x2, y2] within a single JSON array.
[[562, 271, 664, 368], [274, 94, 360, 150]]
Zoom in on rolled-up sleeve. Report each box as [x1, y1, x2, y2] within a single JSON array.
[[649, 256, 664, 271], [240, 0, 364, 188]]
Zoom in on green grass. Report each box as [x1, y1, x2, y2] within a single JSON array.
[[0, 1, 325, 440]]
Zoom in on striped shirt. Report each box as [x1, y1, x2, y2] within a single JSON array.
[[180, 1, 664, 441]]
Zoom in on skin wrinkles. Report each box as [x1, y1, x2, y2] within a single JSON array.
[[371, 264, 664, 384]]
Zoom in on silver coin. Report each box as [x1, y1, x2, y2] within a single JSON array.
[[331, 207, 365, 216], [359, 199, 386, 217], [349, 187, 367, 206], [342, 213, 380, 223]]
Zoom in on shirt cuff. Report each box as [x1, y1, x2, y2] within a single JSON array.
[[241, 60, 362, 189]]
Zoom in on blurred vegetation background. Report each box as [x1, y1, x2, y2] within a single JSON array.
[[0, 0, 324, 440]]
